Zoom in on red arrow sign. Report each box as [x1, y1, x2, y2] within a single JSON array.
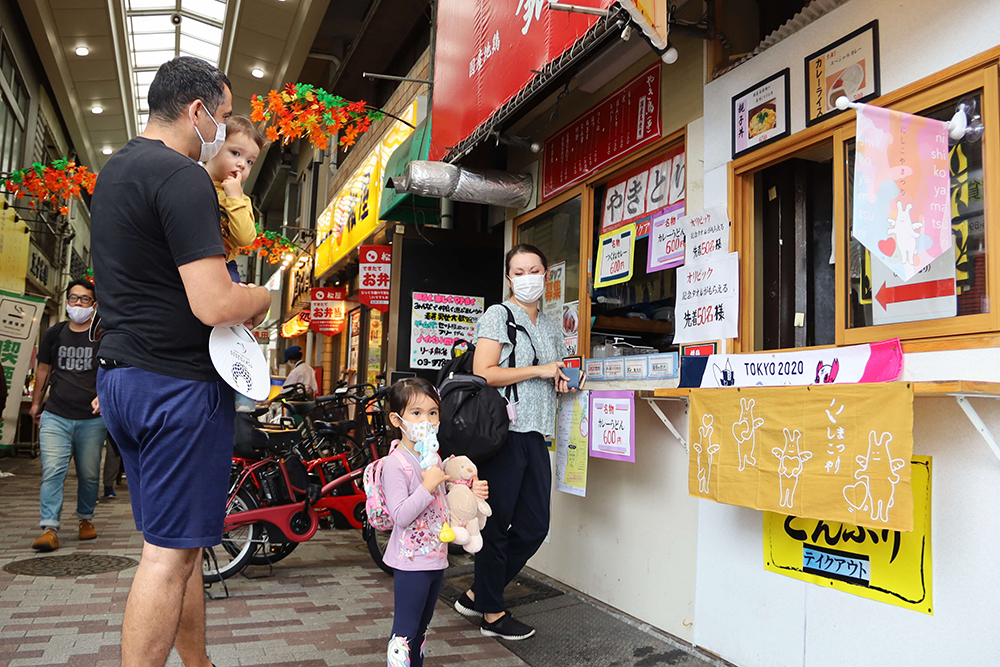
[[876, 279, 955, 309]]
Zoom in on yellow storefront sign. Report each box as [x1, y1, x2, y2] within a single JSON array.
[[0, 196, 30, 294], [689, 383, 915, 532], [763, 456, 932, 614], [315, 101, 419, 278]]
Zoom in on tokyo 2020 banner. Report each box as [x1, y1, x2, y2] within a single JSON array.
[[430, 0, 615, 161]]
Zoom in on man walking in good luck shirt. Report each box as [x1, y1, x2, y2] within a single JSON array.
[[30, 279, 105, 552]]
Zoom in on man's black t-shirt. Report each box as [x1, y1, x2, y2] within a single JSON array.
[[38, 322, 100, 420], [91, 137, 224, 381]]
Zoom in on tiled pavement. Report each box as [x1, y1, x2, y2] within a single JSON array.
[[0, 453, 720, 667], [0, 454, 525, 667]]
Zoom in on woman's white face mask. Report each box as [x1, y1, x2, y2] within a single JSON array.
[[509, 274, 545, 303]]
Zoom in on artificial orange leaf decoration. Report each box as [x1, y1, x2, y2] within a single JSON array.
[[250, 83, 384, 151], [3, 159, 97, 216]]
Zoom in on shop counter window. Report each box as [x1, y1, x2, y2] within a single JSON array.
[[844, 91, 989, 330], [590, 183, 677, 357]]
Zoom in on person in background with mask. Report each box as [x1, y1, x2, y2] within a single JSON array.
[[282, 345, 318, 398], [29, 279, 105, 552], [454, 244, 574, 641]]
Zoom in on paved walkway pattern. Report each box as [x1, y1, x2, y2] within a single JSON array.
[[0, 454, 719, 667]]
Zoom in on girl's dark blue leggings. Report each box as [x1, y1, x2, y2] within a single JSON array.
[[388, 569, 444, 667]]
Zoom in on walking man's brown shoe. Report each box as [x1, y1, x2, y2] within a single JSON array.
[[78, 520, 97, 540], [31, 529, 59, 552]]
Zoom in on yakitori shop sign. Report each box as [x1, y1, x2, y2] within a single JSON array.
[[431, 0, 614, 160]]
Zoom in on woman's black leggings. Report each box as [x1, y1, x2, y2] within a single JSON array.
[[472, 430, 551, 613]]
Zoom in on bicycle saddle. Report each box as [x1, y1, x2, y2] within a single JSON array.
[[283, 400, 316, 415], [251, 425, 300, 453], [313, 420, 357, 437]]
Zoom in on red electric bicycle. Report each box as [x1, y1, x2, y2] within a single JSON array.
[[202, 384, 393, 582]]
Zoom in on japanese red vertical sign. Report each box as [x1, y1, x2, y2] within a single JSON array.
[[431, 0, 615, 161], [359, 245, 392, 313], [310, 287, 347, 336], [542, 62, 662, 200]]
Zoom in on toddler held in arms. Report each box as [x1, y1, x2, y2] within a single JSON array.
[[202, 115, 265, 283]]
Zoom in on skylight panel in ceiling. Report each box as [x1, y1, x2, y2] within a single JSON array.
[[124, 0, 229, 133]]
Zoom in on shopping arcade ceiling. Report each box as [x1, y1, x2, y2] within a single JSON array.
[[15, 0, 331, 172]]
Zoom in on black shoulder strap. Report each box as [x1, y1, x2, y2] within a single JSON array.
[[500, 304, 539, 405]]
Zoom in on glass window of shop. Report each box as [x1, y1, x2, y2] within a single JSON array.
[[516, 194, 583, 350], [728, 61, 1000, 351], [513, 137, 688, 362], [588, 142, 686, 359]]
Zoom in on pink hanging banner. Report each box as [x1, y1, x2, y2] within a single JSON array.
[[852, 104, 951, 282]]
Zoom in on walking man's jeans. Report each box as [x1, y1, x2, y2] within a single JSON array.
[[38, 412, 107, 529]]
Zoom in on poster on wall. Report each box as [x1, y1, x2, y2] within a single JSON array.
[[601, 147, 685, 236], [543, 261, 566, 322], [764, 456, 932, 615], [555, 391, 591, 496], [359, 245, 391, 312], [590, 391, 636, 462], [646, 208, 686, 273], [805, 20, 880, 127], [852, 104, 952, 282], [562, 300, 580, 355], [673, 252, 739, 345], [689, 383, 915, 532], [679, 339, 903, 388], [732, 69, 791, 159], [595, 224, 636, 288], [543, 62, 662, 200], [0, 291, 44, 445], [0, 197, 30, 294], [410, 292, 485, 370], [682, 206, 730, 266], [310, 287, 347, 336]]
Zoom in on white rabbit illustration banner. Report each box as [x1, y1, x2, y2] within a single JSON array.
[[688, 383, 915, 532], [852, 103, 951, 281]]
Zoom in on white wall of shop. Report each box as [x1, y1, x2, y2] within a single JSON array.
[[697, 0, 1000, 664], [508, 31, 708, 641]]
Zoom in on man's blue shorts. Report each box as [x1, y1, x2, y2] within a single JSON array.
[[97, 365, 234, 549]]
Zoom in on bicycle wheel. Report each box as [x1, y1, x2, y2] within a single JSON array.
[[202, 488, 262, 583], [364, 516, 393, 575]]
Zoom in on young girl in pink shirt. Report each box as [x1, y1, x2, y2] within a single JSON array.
[[382, 377, 488, 666]]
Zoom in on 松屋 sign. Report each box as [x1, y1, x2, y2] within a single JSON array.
[[359, 245, 391, 313], [310, 287, 347, 336]]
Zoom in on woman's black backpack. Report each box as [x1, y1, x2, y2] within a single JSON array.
[[436, 305, 536, 462]]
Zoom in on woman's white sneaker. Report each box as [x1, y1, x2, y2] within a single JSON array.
[[454, 592, 482, 618]]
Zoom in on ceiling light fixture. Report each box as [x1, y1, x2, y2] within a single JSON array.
[[102, 147, 113, 155], [75, 46, 90, 57], [251, 67, 265, 79], [91, 105, 104, 114]]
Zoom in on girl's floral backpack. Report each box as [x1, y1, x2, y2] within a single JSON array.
[[362, 443, 412, 530]]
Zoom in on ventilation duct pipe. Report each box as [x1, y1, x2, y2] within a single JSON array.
[[390, 161, 533, 209]]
